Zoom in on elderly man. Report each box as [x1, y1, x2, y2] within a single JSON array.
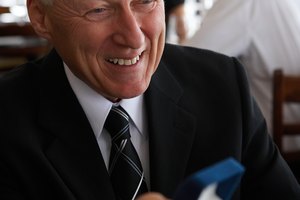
[[0, 0, 299, 199]]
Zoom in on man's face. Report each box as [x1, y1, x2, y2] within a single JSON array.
[[33, 0, 165, 101]]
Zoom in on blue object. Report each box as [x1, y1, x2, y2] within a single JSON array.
[[173, 158, 245, 200]]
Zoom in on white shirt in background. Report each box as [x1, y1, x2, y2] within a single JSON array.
[[184, 0, 300, 151]]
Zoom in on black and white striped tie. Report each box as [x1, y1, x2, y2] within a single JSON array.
[[104, 105, 148, 200]]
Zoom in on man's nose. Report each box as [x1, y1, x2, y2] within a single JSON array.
[[112, 10, 145, 49]]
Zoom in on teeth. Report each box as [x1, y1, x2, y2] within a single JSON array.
[[118, 59, 125, 65], [132, 57, 137, 64], [108, 54, 140, 66]]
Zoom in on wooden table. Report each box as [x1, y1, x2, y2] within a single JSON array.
[[0, 18, 50, 71]]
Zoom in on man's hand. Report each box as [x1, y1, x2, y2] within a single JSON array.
[[137, 192, 169, 200]]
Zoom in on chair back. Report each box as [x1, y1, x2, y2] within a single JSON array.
[[0, 6, 9, 14], [273, 69, 300, 161]]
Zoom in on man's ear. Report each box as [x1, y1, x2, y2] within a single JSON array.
[[27, 0, 52, 40]]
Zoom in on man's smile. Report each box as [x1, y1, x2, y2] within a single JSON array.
[[107, 53, 142, 66]]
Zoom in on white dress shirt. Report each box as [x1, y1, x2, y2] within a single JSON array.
[[64, 64, 150, 186], [184, 0, 300, 151]]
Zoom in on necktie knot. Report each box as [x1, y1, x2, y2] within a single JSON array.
[[104, 106, 131, 144]]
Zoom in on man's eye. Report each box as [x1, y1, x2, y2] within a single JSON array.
[[140, 0, 155, 4], [88, 8, 106, 15], [85, 8, 109, 21], [133, 0, 157, 12]]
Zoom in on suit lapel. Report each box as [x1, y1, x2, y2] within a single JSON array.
[[37, 50, 115, 199], [145, 62, 197, 197], [36, 50, 197, 198]]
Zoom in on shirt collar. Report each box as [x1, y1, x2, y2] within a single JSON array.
[[63, 64, 145, 140]]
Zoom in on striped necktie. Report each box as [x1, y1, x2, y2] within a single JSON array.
[[104, 105, 148, 200]]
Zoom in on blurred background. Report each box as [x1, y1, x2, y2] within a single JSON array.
[[0, 0, 49, 72], [1, 0, 300, 183], [166, 0, 216, 44]]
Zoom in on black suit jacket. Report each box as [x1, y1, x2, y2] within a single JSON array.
[[0, 44, 299, 200]]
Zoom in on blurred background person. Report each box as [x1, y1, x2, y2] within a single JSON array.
[[184, 0, 300, 153], [164, 0, 187, 44], [166, 0, 216, 44]]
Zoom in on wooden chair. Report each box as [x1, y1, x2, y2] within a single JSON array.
[[273, 69, 300, 162]]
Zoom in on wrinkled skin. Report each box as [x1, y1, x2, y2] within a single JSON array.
[[27, 0, 166, 102]]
